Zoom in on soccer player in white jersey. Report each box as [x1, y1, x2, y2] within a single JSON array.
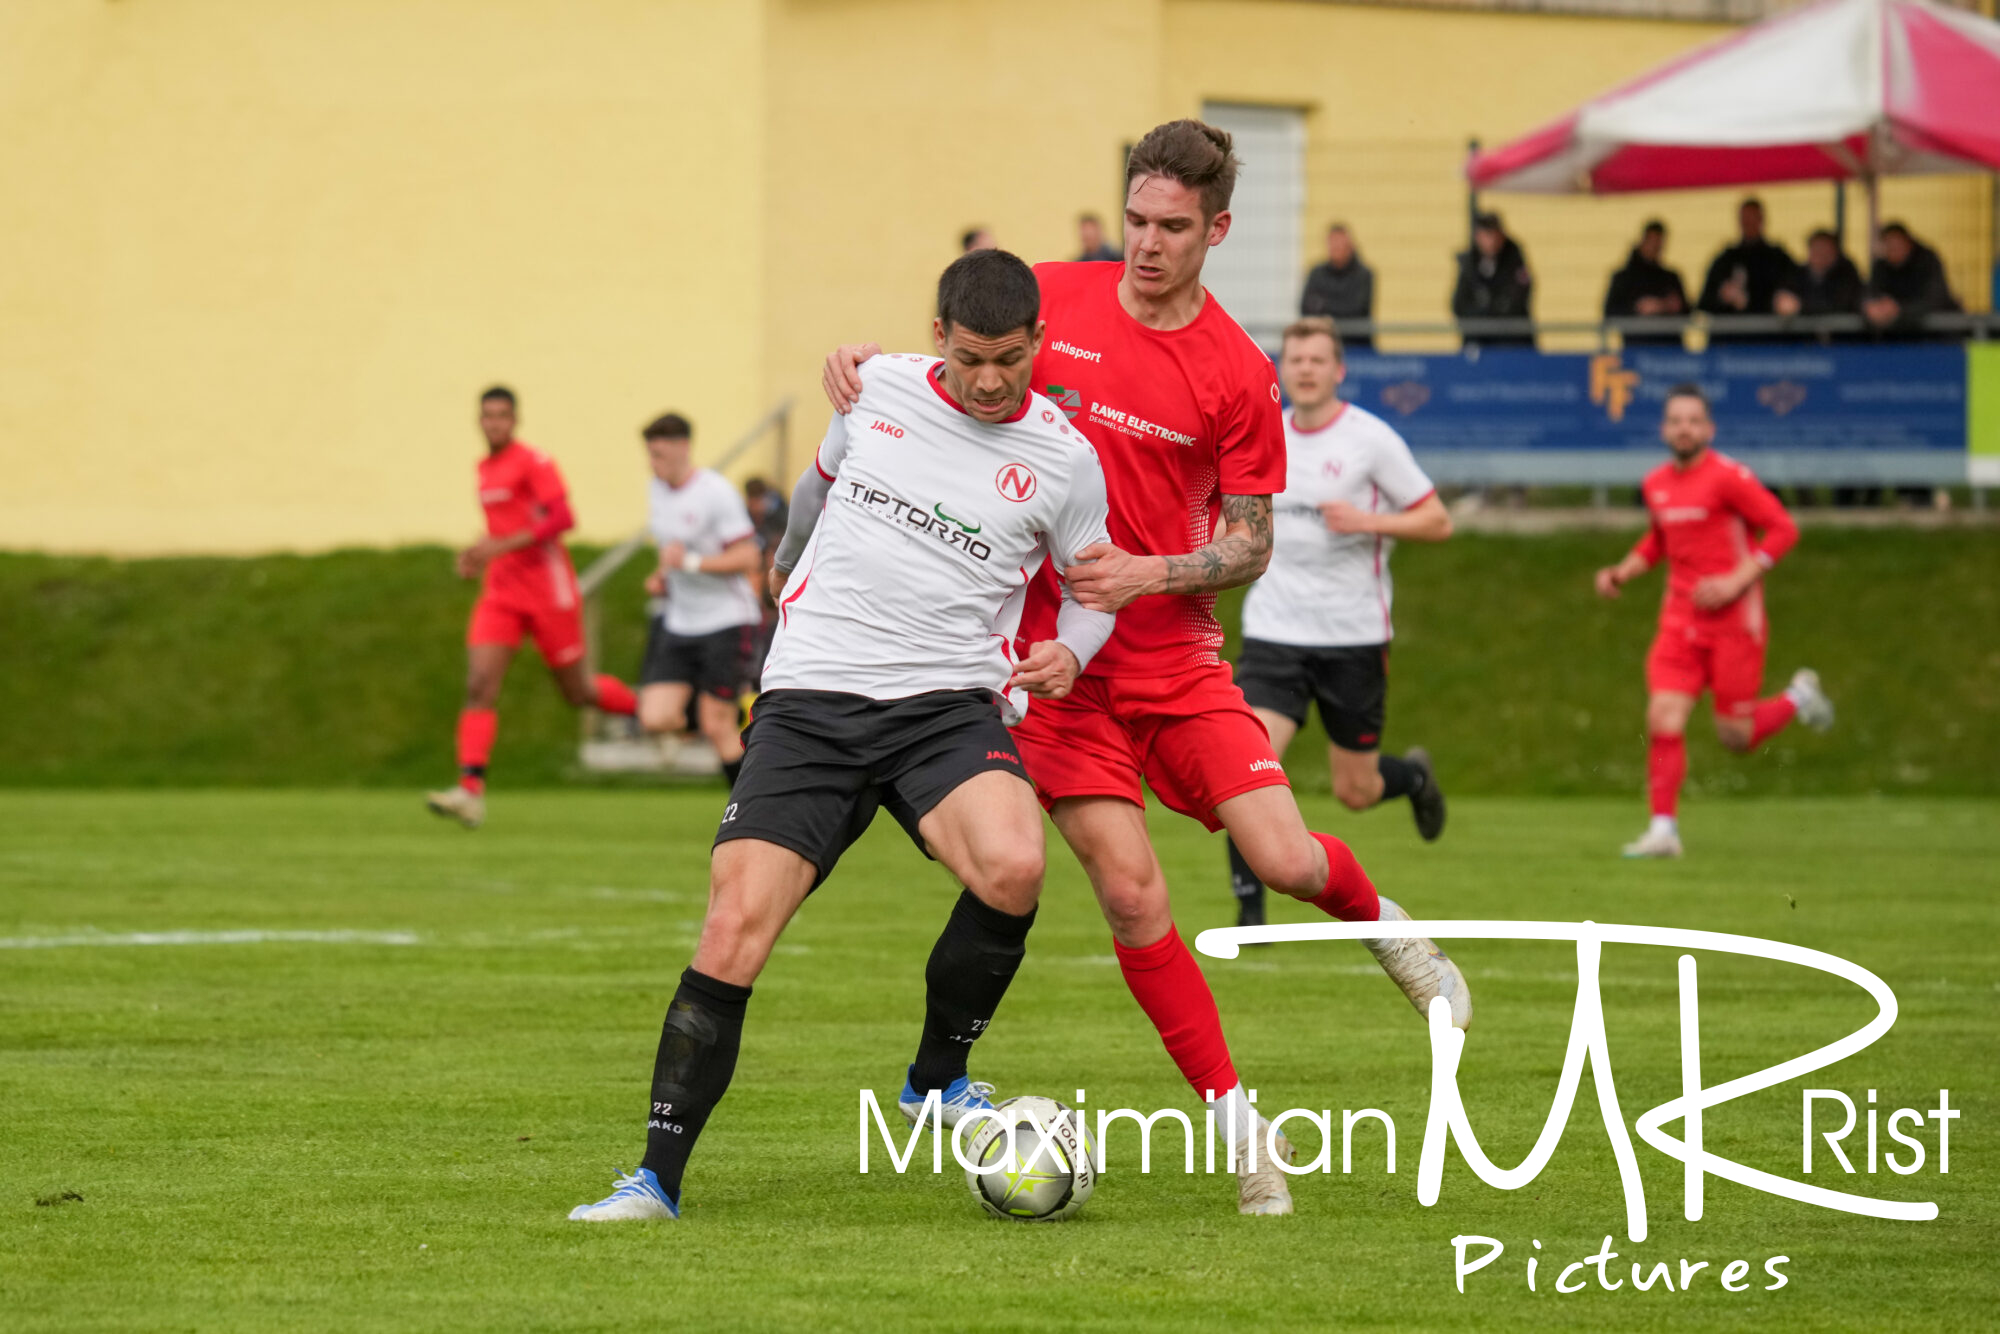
[[1226, 318, 1453, 926], [634, 413, 763, 787], [569, 249, 1114, 1222]]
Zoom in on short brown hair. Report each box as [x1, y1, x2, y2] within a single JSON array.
[[642, 412, 691, 441], [1125, 119, 1238, 219], [1282, 315, 1344, 362]]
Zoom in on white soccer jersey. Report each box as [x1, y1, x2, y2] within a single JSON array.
[[1240, 403, 1436, 648], [763, 355, 1112, 716], [646, 468, 762, 636]]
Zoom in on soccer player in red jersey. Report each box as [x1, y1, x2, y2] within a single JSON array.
[[425, 386, 638, 828], [1595, 383, 1834, 858], [827, 121, 1469, 1216]]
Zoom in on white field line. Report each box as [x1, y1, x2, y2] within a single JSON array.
[[0, 929, 420, 949]]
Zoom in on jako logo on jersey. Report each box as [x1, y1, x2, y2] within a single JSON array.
[[1089, 401, 1198, 447], [1051, 339, 1102, 363], [845, 481, 992, 561], [870, 419, 905, 438], [995, 463, 1038, 503], [1044, 385, 1084, 421]]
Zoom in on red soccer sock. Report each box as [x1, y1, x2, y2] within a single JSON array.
[[593, 675, 637, 716], [1306, 831, 1381, 923], [457, 707, 498, 795], [1648, 733, 1686, 817], [1113, 926, 1238, 1098], [1747, 694, 1798, 750]]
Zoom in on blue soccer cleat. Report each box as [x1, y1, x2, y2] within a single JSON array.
[[898, 1066, 996, 1130], [567, 1166, 678, 1222]]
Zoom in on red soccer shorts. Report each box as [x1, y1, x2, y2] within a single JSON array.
[[1012, 662, 1289, 831], [1646, 620, 1767, 718], [468, 594, 585, 668]]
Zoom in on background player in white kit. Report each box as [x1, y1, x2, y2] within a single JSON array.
[[634, 413, 763, 787], [1227, 318, 1453, 926], [569, 249, 1114, 1222]]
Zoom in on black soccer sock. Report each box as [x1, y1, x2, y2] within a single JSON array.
[[720, 757, 743, 788], [640, 967, 752, 1204], [1226, 836, 1266, 901], [1378, 754, 1422, 803], [909, 889, 1036, 1094]]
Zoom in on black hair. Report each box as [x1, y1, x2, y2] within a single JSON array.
[[1641, 219, 1666, 236], [1740, 196, 1765, 212], [1880, 221, 1912, 242], [480, 385, 516, 408], [936, 249, 1041, 340], [960, 228, 989, 252], [1808, 228, 1839, 246], [642, 412, 692, 441], [1663, 381, 1711, 414]]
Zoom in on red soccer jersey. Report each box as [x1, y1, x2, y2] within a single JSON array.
[[476, 440, 578, 606], [1630, 449, 1797, 637], [1022, 261, 1286, 676]]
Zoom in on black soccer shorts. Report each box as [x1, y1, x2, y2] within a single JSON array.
[[640, 620, 758, 700], [714, 688, 1030, 888], [1234, 639, 1390, 752]]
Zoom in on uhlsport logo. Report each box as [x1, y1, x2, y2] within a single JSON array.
[[996, 462, 1038, 502], [1051, 339, 1102, 363]]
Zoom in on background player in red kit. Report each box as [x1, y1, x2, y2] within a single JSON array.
[[425, 386, 637, 828], [1595, 383, 1834, 858], [827, 121, 1468, 1217]]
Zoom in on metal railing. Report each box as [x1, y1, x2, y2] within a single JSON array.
[[1243, 311, 2000, 352]]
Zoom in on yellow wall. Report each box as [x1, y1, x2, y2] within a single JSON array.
[[4, 0, 1991, 554], [0, 0, 766, 554]]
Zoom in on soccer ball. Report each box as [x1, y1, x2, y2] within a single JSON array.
[[960, 1095, 1096, 1222]]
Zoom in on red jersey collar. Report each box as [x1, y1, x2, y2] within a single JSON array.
[[927, 361, 1031, 424]]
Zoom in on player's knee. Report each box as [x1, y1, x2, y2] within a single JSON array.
[[1244, 838, 1321, 895], [1094, 874, 1167, 937], [638, 699, 677, 734], [968, 847, 1044, 914], [1716, 719, 1754, 753], [464, 675, 502, 709], [1333, 775, 1376, 811]]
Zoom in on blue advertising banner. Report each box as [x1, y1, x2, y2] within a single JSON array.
[[1331, 345, 1970, 485]]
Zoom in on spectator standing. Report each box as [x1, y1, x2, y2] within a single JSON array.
[[1863, 222, 1960, 339], [1300, 222, 1376, 350], [1452, 212, 1533, 349], [1775, 229, 1865, 332], [1697, 198, 1796, 338], [1602, 220, 1688, 346], [1075, 212, 1121, 262]]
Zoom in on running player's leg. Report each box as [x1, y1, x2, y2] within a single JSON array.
[[903, 770, 1044, 1102], [1631, 626, 1701, 856], [536, 602, 637, 715], [696, 694, 746, 785], [1225, 706, 1297, 929], [428, 612, 516, 825], [638, 680, 694, 738], [1318, 648, 1445, 841], [692, 625, 752, 785], [1713, 634, 1830, 752]]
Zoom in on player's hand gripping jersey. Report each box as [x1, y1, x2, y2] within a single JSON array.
[[1020, 261, 1285, 675], [766, 355, 1114, 717], [1242, 403, 1436, 648], [1629, 450, 1798, 639]]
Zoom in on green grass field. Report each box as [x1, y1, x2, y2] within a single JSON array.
[[3, 789, 1992, 1331], [4, 528, 1996, 793]]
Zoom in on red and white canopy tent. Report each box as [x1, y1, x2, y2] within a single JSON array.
[[1466, 0, 2000, 233]]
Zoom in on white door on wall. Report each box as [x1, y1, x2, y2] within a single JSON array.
[[1198, 102, 1305, 345]]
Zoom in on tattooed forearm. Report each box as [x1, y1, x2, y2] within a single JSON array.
[[1159, 494, 1273, 595]]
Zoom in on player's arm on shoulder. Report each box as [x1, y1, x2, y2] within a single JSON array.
[[821, 341, 885, 414]]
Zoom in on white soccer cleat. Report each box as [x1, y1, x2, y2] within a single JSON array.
[[1622, 826, 1684, 859], [1364, 897, 1472, 1030], [1237, 1121, 1295, 1216], [424, 786, 485, 829], [567, 1167, 678, 1222], [1787, 668, 1835, 733]]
